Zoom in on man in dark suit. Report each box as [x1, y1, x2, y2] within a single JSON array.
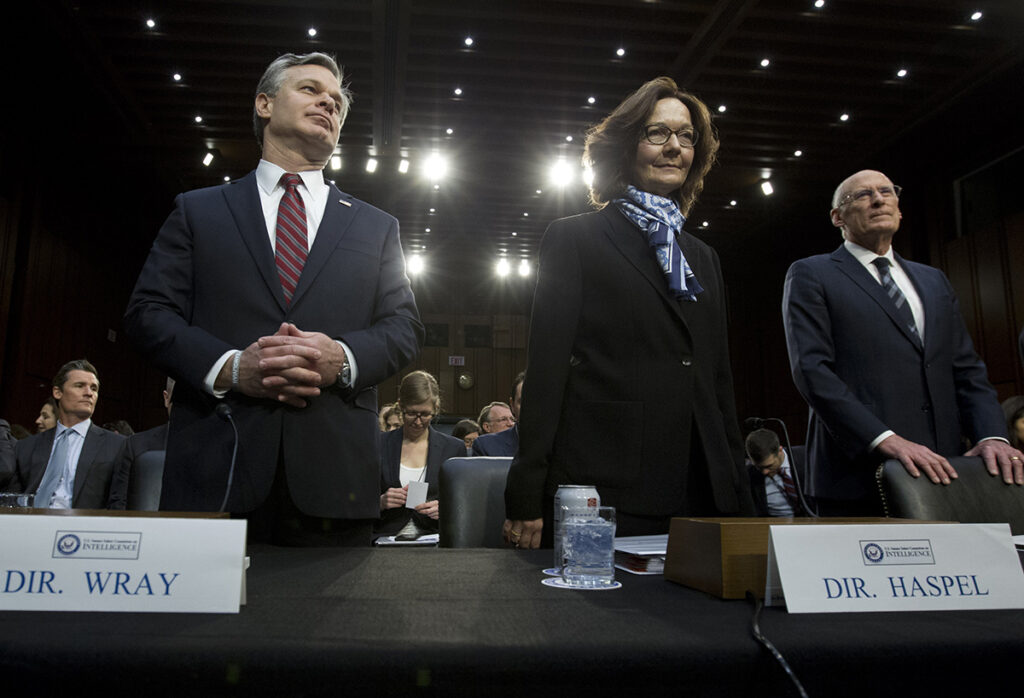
[[471, 372, 523, 457], [783, 169, 1023, 515], [124, 53, 422, 544], [12, 359, 124, 509], [745, 428, 806, 517]]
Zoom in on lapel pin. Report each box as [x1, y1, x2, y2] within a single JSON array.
[[339, 199, 352, 207]]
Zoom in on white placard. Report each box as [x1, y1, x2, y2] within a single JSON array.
[[0, 514, 246, 613], [766, 523, 1024, 613], [405, 480, 428, 509]]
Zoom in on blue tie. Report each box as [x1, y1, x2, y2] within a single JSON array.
[[35, 429, 73, 509], [872, 257, 921, 348]]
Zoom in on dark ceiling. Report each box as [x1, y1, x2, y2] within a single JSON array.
[[25, 0, 1024, 286]]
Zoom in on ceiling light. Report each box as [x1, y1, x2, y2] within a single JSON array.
[[446, 128, 454, 135], [422, 152, 449, 181], [587, 96, 596, 104], [616, 48, 626, 57], [565, 135, 573, 142], [398, 159, 410, 174], [202, 152, 214, 167], [464, 37, 474, 46], [970, 11, 982, 21], [511, 232, 518, 237], [496, 258, 510, 277], [307, 27, 317, 37], [717, 105, 727, 113], [583, 166, 594, 187], [897, 68, 908, 78], [330, 155, 342, 170], [433, 184, 440, 190], [223, 176, 230, 182], [761, 181, 774, 196], [172, 73, 181, 82], [425, 228, 431, 233], [366, 158, 378, 173], [536, 189, 543, 194], [814, 0, 825, 7], [518, 260, 531, 277], [730, 200, 738, 207], [523, 212, 529, 217], [839, 113, 850, 122], [794, 150, 803, 157], [194, 115, 203, 123], [453, 87, 462, 96], [760, 58, 770, 68], [701, 221, 709, 228], [549, 158, 575, 186], [145, 18, 156, 29], [429, 208, 436, 213], [408, 254, 424, 275]]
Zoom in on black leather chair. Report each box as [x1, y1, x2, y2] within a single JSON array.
[[438, 456, 512, 548], [876, 456, 1024, 534], [127, 450, 165, 511]]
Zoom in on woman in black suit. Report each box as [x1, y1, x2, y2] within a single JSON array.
[[503, 77, 753, 548], [378, 370, 465, 537]]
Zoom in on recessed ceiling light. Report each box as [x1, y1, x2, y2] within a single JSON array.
[[429, 208, 436, 213], [172, 73, 181, 82], [814, 0, 825, 8], [587, 96, 596, 104], [512, 232, 518, 237], [565, 135, 573, 142], [202, 152, 214, 167], [194, 115, 203, 123], [425, 228, 431, 233], [446, 128, 454, 135], [701, 221, 709, 228], [730, 200, 738, 207], [464, 37, 474, 46], [839, 113, 850, 122], [970, 11, 983, 21], [398, 159, 410, 174], [366, 158, 378, 173], [518, 259, 531, 277], [536, 189, 542, 194], [523, 212, 529, 217], [761, 181, 774, 196], [616, 48, 625, 57], [897, 68, 908, 78], [145, 18, 156, 29], [717, 105, 727, 113], [453, 87, 462, 96], [330, 155, 342, 170], [307, 28, 317, 38], [794, 150, 803, 157], [760, 58, 770, 68]]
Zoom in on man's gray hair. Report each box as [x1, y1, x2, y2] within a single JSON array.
[[252, 52, 352, 149]]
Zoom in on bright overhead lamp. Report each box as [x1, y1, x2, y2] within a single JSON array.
[[407, 254, 424, 275], [202, 152, 214, 167], [496, 258, 511, 277], [549, 158, 576, 187], [518, 260, 531, 277], [398, 159, 410, 174], [330, 155, 342, 171], [761, 181, 774, 196], [422, 153, 449, 182], [366, 158, 378, 173]]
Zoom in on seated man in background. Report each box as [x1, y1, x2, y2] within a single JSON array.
[[745, 428, 805, 517], [108, 379, 174, 510], [12, 359, 124, 509], [472, 372, 524, 457]]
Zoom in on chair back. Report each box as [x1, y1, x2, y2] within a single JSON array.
[[127, 450, 165, 511], [439, 456, 513, 548], [876, 456, 1024, 534]]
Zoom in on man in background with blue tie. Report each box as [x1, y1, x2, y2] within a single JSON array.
[[12, 359, 124, 509], [782, 169, 1023, 515]]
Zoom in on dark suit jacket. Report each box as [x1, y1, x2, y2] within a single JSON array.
[[123, 170, 423, 517], [108, 423, 168, 510], [783, 245, 1005, 502], [505, 206, 753, 521], [471, 425, 518, 457], [0, 419, 14, 490], [747, 452, 806, 517], [13, 423, 125, 509], [377, 426, 465, 534]]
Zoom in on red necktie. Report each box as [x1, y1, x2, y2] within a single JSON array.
[[780, 468, 798, 507], [275, 173, 308, 304]]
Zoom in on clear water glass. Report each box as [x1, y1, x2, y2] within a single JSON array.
[[560, 506, 616, 587]]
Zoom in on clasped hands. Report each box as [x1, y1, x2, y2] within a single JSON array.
[[222, 322, 345, 408]]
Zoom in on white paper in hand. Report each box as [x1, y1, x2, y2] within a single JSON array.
[[405, 480, 428, 509]]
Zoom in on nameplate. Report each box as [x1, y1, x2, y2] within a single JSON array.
[[766, 523, 1024, 613], [0, 514, 246, 613]]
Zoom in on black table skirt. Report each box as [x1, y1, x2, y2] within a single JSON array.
[[2, 546, 1023, 697]]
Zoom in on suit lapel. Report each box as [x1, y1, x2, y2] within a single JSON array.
[[832, 246, 923, 353], [30, 429, 57, 491], [72, 425, 101, 504], [598, 206, 692, 329], [290, 183, 361, 308], [222, 171, 288, 311]]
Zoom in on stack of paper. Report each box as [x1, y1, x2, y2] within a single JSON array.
[[614, 534, 668, 575]]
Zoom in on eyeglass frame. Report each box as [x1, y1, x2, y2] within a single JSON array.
[[639, 123, 699, 148], [402, 410, 436, 423], [836, 184, 903, 208], [485, 414, 516, 426]]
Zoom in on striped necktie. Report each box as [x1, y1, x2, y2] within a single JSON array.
[[275, 173, 308, 304], [872, 257, 921, 347], [35, 428, 73, 509]]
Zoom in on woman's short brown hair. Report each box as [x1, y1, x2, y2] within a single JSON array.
[[583, 77, 719, 216], [398, 370, 441, 414]]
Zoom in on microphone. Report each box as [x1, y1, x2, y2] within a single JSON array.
[[216, 402, 239, 513], [745, 416, 818, 518]]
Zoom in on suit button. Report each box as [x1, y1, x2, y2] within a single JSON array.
[[681, 359, 692, 367]]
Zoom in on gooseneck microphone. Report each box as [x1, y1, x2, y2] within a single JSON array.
[[215, 402, 239, 513], [745, 416, 818, 518]]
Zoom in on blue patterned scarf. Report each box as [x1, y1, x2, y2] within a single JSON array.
[[614, 186, 703, 301]]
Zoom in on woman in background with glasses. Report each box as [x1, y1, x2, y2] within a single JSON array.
[[504, 77, 754, 549], [377, 370, 465, 538]]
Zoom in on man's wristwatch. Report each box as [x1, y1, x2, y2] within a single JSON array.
[[335, 356, 351, 389]]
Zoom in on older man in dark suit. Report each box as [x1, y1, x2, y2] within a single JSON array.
[[783, 169, 1023, 515], [124, 52, 422, 544], [12, 359, 124, 509]]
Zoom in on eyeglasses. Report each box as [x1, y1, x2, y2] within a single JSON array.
[[836, 184, 902, 207], [403, 410, 435, 422], [486, 415, 516, 425], [640, 124, 699, 148]]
